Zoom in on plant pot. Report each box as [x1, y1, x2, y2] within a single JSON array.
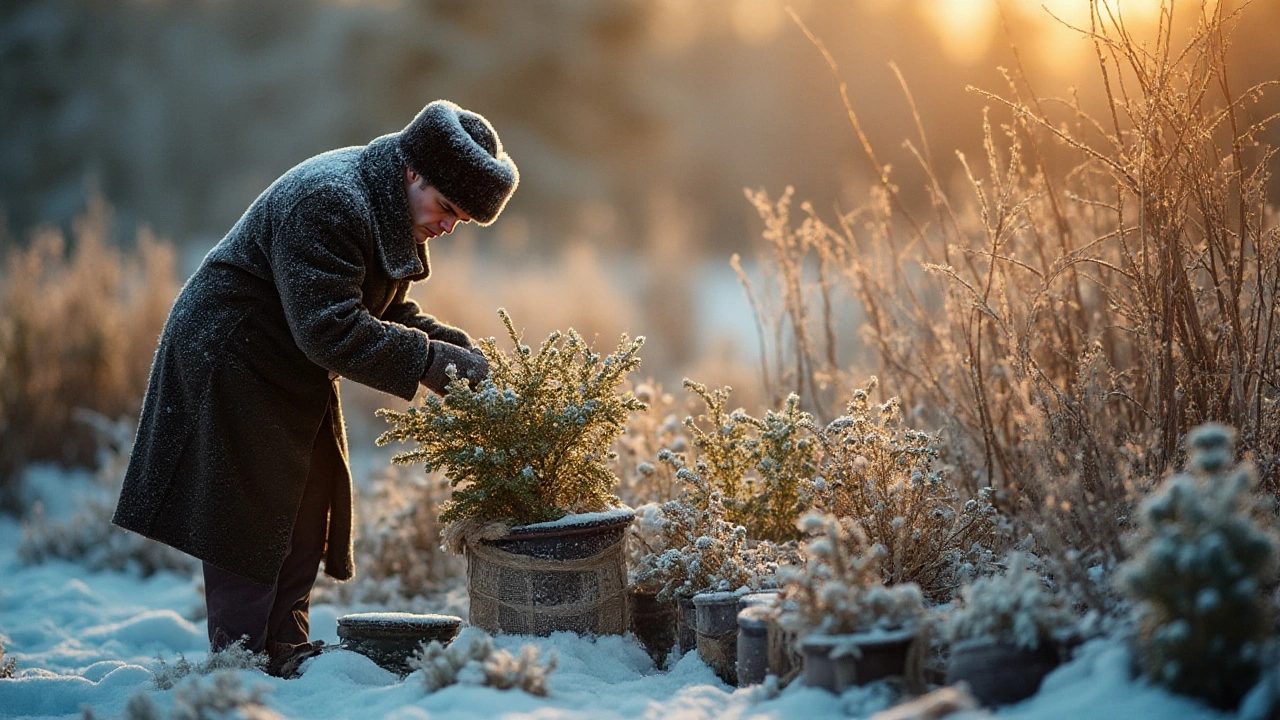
[[628, 588, 677, 666], [737, 589, 781, 613], [694, 591, 740, 685], [945, 638, 1061, 707], [800, 628, 917, 692], [336, 612, 462, 676], [676, 595, 698, 654], [737, 606, 771, 687], [467, 508, 635, 636]]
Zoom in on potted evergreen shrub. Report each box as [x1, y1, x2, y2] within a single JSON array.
[[1118, 423, 1278, 711], [378, 309, 645, 637], [778, 511, 928, 693], [943, 552, 1075, 706]]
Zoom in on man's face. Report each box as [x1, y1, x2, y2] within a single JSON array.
[[404, 167, 473, 243]]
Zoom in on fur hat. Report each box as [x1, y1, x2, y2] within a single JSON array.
[[398, 100, 519, 226]]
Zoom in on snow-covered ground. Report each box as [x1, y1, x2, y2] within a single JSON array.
[[0, 469, 1240, 720]]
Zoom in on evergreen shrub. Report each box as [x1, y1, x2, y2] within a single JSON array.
[[377, 309, 645, 529], [1119, 423, 1278, 709], [676, 381, 819, 544]]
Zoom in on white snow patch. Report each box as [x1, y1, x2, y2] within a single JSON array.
[[513, 506, 636, 531]]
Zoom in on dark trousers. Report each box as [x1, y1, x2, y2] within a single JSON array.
[[203, 408, 336, 654]]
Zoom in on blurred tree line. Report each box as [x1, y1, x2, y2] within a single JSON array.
[[2, 0, 1278, 257]]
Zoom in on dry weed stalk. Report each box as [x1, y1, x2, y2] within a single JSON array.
[[761, 1, 1279, 611], [0, 198, 178, 511]]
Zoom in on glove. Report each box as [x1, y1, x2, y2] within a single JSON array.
[[426, 321, 473, 349], [421, 340, 490, 395]]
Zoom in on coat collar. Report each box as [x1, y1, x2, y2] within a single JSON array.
[[358, 133, 431, 282]]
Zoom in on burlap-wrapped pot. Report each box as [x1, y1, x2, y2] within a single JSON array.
[[466, 508, 634, 636]]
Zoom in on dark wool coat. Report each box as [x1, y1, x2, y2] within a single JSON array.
[[113, 133, 464, 585]]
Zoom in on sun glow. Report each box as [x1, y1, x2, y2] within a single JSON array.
[[921, 0, 1172, 74]]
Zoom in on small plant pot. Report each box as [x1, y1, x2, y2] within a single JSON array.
[[800, 628, 917, 693], [694, 591, 740, 685], [628, 588, 677, 667], [737, 589, 781, 613], [676, 595, 698, 655], [737, 606, 771, 687], [336, 612, 462, 676], [945, 638, 1061, 707], [467, 508, 634, 636]]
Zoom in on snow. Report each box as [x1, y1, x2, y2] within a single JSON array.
[[513, 507, 635, 532], [338, 613, 462, 629], [0, 470, 1243, 720]]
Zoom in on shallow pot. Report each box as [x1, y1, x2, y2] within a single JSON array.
[[336, 612, 462, 676], [800, 628, 917, 693], [694, 591, 740, 685], [628, 588, 677, 667], [945, 638, 1060, 707], [467, 508, 635, 636]]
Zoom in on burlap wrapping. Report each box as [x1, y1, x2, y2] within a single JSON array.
[[696, 626, 738, 684], [465, 537, 629, 636]]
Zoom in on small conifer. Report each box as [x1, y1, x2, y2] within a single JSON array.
[[377, 309, 646, 528], [1119, 423, 1278, 709]]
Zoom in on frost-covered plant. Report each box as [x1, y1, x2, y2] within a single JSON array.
[[115, 671, 279, 720], [779, 511, 927, 636], [150, 639, 267, 690], [946, 552, 1075, 650], [612, 380, 690, 507], [632, 462, 798, 601], [20, 497, 195, 577], [408, 627, 558, 697], [1118, 423, 1278, 709], [678, 381, 819, 544], [377, 308, 646, 530], [1, 640, 16, 678], [812, 378, 997, 602]]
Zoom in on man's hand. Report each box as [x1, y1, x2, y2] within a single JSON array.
[[421, 340, 490, 395], [428, 323, 473, 349]]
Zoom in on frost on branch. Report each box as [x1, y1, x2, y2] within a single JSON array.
[[408, 627, 558, 697], [1119, 423, 1278, 709], [377, 308, 646, 529], [678, 381, 819, 543], [811, 377, 998, 602], [946, 552, 1075, 650], [632, 457, 799, 601], [778, 510, 926, 637]]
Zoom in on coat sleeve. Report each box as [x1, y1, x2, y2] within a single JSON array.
[[269, 188, 429, 401], [382, 286, 474, 348]]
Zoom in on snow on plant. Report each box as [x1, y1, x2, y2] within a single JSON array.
[[408, 627, 558, 697], [109, 671, 280, 720], [679, 380, 819, 543], [0, 640, 15, 679], [811, 377, 997, 602], [946, 552, 1075, 650], [377, 308, 646, 531], [611, 380, 690, 507], [778, 510, 927, 637], [1118, 422, 1278, 709], [632, 459, 799, 601], [150, 638, 267, 690]]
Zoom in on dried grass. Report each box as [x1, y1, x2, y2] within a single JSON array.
[[750, 0, 1280, 612], [0, 197, 178, 512]]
